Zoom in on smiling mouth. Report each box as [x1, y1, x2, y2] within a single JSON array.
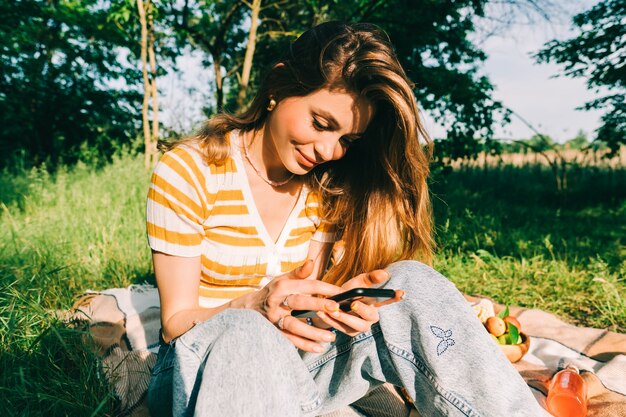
[[297, 150, 319, 167]]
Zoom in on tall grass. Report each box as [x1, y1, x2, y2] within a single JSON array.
[[0, 153, 624, 415], [0, 155, 152, 416]]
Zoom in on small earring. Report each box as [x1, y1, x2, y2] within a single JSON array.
[[266, 97, 277, 112]]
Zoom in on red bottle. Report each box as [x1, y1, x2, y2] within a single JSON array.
[[546, 365, 588, 417]]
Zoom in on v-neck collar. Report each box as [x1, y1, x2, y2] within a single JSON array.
[[230, 130, 305, 248]]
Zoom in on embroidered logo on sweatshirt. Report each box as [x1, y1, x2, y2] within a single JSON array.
[[430, 326, 455, 356]]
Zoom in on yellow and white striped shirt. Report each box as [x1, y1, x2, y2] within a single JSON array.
[[146, 130, 338, 307]]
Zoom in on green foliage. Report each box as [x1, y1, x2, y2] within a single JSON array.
[[167, 0, 508, 141], [0, 318, 117, 416], [526, 134, 556, 152], [0, 0, 144, 169], [535, 0, 626, 155], [437, 252, 626, 333], [113, 0, 192, 68], [507, 321, 520, 344], [565, 130, 589, 150], [0, 0, 557, 167], [432, 136, 504, 164], [329, 0, 508, 142], [163, 1, 249, 112], [487, 131, 606, 155]]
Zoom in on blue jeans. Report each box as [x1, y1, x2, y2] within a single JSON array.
[[147, 260, 547, 416]]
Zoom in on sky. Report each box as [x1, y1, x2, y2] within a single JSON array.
[[161, 1, 603, 144], [422, 0, 604, 143]]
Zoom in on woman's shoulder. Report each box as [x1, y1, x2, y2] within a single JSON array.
[[162, 140, 207, 165], [157, 135, 237, 178]]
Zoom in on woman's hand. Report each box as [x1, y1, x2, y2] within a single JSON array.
[[236, 260, 344, 353], [314, 269, 404, 337]]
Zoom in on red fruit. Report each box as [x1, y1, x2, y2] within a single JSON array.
[[504, 316, 522, 332]]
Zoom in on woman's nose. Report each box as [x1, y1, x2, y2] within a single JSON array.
[[314, 135, 343, 161]]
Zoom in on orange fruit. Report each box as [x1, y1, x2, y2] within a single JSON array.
[[503, 316, 522, 332], [485, 316, 506, 337]]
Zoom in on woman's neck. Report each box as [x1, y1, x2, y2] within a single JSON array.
[[241, 127, 292, 183]]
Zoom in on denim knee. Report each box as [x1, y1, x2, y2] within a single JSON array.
[[213, 308, 271, 332], [385, 260, 458, 295], [178, 308, 277, 360]]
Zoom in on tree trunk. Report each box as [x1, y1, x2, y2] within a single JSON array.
[[147, 0, 159, 167], [213, 54, 224, 111], [137, 0, 151, 169], [237, 0, 262, 110]]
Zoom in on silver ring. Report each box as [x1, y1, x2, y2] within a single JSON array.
[[277, 316, 286, 330], [281, 295, 292, 310]]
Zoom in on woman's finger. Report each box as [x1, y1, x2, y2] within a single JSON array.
[[270, 278, 342, 301], [281, 331, 327, 353], [278, 315, 335, 353], [315, 311, 360, 336], [341, 269, 390, 291], [281, 315, 336, 344], [348, 301, 379, 323], [373, 289, 405, 308], [316, 310, 371, 334], [280, 293, 340, 314], [329, 309, 374, 333], [264, 280, 342, 322]]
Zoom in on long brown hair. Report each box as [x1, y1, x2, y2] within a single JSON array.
[[164, 21, 434, 285]]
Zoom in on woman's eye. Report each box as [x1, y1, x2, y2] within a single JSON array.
[[340, 136, 359, 146], [312, 118, 328, 131]]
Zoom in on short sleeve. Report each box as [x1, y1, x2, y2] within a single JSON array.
[[146, 146, 210, 257], [305, 190, 341, 243]]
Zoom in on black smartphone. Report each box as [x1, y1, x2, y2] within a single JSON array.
[[292, 288, 396, 318]]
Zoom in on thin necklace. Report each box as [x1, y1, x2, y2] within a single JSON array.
[[242, 135, 295, 188]]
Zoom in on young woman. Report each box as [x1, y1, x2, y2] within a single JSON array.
[[146, 21, 547, 417]]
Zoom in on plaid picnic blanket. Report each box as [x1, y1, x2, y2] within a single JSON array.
[[66, 285, 626, 416]]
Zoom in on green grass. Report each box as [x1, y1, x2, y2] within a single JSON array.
[[0, 155, 153, 416], [431, 164, 626, 331], [0, 153, 624, 415]]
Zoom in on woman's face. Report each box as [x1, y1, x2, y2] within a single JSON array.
[[265, 87, 374, 175]]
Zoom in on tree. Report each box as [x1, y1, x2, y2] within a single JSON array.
[[109, 0, 177, 166], [137, 0, 160, 168], [170, 0, 513, 142], [166, 1, 249, 112], [535, 0, 626, 156], [0, 0, 141, 168], [526, 133, 556, 152], [565, 130, 589, 150], [345, 0, 506, 143], [237, 0, 262, 109]]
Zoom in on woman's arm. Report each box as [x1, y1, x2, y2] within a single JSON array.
[[153, 251, 232, 343], [154, 246, 343, 348]]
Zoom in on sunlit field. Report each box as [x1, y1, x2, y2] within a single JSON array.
[[0, 153, 624, 415]]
